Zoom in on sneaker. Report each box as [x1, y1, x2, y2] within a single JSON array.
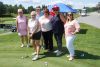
[[56, 51, 63, 56], [41, 45, 45, 49], [53, 50, 59, 53], [32, 52, 37, 56], [67, 55, 70, 58], [32, 55, 39, 61], [21, 44, 24, 48], [68, 57, 74, 61], [27, 44, 29, 48]]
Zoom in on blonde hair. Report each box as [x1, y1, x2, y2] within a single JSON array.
[[31, 11, 36, 15], [18, 9, 23, 12]]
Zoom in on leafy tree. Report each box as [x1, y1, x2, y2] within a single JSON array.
[[0, 2, 6, 16], [96, 2, 100, 12], [27, 6, 35, 13], [13, 5, 18, 14]]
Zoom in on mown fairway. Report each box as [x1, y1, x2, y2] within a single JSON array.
[[0, 23, 100, 67]]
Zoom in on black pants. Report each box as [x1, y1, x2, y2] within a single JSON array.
[[54, 33, 63, 51], [42, 30, 53, 51]]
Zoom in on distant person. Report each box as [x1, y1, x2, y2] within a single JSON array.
[[50, 6, 64, 56], [16, 9, 29, 48], [28, 11, 41, 61], [39, 9, 53, 52], [60, 12, 80, 60]]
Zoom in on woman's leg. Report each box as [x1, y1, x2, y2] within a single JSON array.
[[24, 35, 29, 47], [48, 30, 53, 51], [32, 40, 36, 52], [35, 40, 40, 55], [54, 33, 63, 51], [32, 40, 40, 61], [20, 36, 24, 47], [66, 35, 75, 60], [42, 32, 49, 50]]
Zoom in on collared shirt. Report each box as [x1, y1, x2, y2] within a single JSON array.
[[28, 19, 40, 34]]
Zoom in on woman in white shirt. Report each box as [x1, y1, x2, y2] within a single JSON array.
[[39, 9, 53, 51], [28, 11, 41, 61]]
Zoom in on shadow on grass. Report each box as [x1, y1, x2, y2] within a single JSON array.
[[38, 47, 68, 59], [38, 48, 100, 60], [77, 29, 88, 34], [75, 50, 100, 60]]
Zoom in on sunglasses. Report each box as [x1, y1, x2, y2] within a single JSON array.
[[67, 14, 72, 16], [18, 12, 23, 13]]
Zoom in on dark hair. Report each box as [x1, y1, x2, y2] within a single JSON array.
[[36, 6, 40, 9], [43, 8, 49, 15], [66, 13, 74, 21]]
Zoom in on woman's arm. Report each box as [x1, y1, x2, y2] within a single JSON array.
[[59, 13, 66, 24], [26, 16, 28, 33], [16, 17, 18, 32], [72, 21, 80, 34]]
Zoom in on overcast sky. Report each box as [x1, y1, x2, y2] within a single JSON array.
[[0, 0, 100, 9]]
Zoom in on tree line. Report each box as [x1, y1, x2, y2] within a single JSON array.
[[0, 1, 46, 17], [0, 1, 99, 17]]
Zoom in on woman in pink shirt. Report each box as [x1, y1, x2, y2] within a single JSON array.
[[16, 9, 28, 48], [60, 12, 80, 61]]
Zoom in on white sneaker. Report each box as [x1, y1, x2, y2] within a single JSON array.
[[21, 44, 24, 48], [53, 50, 59, 53], [27, 44, 29, 48], [32, 52, 37, 56], [68, 57, 74, 61], [41, 45, 44, 49], [67, 55, 70, 58], [32, 55, 39, 61], [56, 51, 62, 56]]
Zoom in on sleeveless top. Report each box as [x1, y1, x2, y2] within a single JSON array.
[[17, 16, 27, 32]]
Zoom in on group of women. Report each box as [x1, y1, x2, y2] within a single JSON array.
[[16, 6, 80, 61]]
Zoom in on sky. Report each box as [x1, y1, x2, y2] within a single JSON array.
[[0, 0, 100, 9]]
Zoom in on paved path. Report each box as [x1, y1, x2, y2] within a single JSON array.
[[77, 12, 100, 29]]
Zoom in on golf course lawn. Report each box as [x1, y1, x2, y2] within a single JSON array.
[[0, 23, 100, 67]]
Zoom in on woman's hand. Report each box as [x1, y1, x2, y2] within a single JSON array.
[[29, 33, 32, 39], [71, 32, 76, 35]]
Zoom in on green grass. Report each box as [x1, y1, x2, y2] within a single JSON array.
[[0, 29, 11, 34], [0, 17, 16, 24], [0, 23, 100, 67], [0, 14, 30, 24]]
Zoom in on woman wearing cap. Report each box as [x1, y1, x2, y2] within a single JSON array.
[[60, 12, 80, 60], [16, 9, 29, 48], [50, 5, 64, 56], [39, 9, 53, 52], [28, 11, 41, 61]]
